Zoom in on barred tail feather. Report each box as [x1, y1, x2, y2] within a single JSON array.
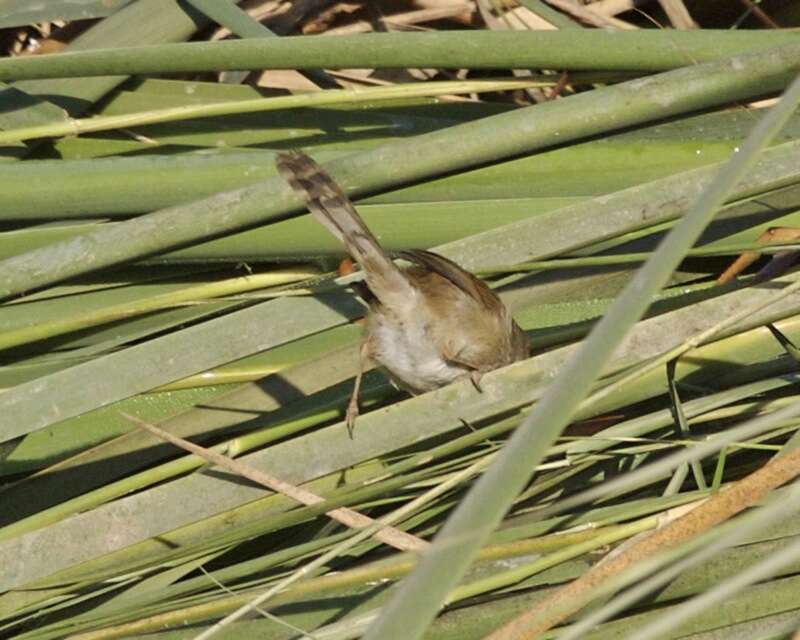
[[275, 150, 414, 307]]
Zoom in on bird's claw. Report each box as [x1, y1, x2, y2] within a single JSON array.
[[346, 401, 359, 439]]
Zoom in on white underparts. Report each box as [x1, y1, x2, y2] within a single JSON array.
[[367, 310, 467, 393]]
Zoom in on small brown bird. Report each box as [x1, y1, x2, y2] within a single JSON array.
[[275, 150, 529, 434]]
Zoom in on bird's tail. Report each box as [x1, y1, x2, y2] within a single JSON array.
[[276, 150, 414, 307]]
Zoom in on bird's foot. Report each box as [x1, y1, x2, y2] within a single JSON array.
[[345, 399, 359, 439], [718, 227, 800, 285]]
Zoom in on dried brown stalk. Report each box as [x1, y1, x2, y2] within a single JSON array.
[[482, 449, 800, 639], [657, 0, 697, 29], [120, 412, 428, 553]]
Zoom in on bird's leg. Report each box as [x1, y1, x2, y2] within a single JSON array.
[[346, 341, 370, 438], [717, 227, 800, 284]]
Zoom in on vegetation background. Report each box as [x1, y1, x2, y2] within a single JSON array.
[[1, 1, 800, 639]]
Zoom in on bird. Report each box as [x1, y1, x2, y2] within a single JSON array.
[[716, 226, 800, 285], [275, 150, 529, 435]]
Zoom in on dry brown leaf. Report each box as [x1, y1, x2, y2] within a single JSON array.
[[256, 69, 325, 91], [303, 1, 364, 34], [588, 0, 636, 17], [544, 0, 637, 28], [324, 4, 475, 33], [657, 0, 697, 29]]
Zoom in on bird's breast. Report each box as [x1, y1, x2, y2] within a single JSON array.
[[366, 311, 467, 393]]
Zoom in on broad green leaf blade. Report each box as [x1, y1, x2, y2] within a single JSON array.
[[184, 0, 275, 39], [0, 83, 68, 130], [0, 294, 361, 443], [6, 0, 217, 127], [0, 79, 551, 145], [0, 198, 584, 261], [0, 0, 134, 28]]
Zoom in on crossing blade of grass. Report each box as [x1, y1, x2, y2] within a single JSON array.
[[185, 0, 278, 39], [664, 360, 706, 494], [360, 71, 800, 640], [540, 395, 800, 528], [0, 1, 134, 28], [0, 78, 545, 146], [486, 444, 800, 638], [194, 455, 492, 640], [634, 519, 800, 640], [556, 477, 800, 640], [563, 371, 800, 459], [7, 271, 800, 592], [767, 324, 800, 363], [1, 41, 798, 300]]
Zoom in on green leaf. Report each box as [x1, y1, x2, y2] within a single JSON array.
[[0, 0, 134, 28], [0, 31, 795, 80]]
